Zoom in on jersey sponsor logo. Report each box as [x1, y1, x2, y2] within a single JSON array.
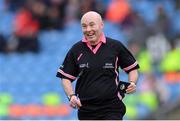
[[103, 63, 114, 68], [79, 63, 89, 68]]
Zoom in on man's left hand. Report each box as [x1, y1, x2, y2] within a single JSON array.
[[126, 82, 136, 94]]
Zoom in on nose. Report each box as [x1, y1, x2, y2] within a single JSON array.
[[86, 25, 91, 31]]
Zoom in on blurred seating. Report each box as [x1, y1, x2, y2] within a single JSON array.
[[0, 11, 14, 37]]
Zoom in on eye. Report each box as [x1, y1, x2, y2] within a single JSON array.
[[82, 24, 87, 28], [81, 23, 86, 28], [90, 23, 95, 27]]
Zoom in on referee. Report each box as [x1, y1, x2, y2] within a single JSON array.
[[56, 11, 140, 120]]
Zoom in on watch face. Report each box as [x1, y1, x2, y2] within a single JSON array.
[[118, 81, 130, 93], [120, 84, 125, 90], [68, 94, 76, 101]]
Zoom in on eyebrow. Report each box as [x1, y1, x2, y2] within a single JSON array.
[[81, 23, 86, 26], [89, 22, 95, 25], [81, 22, 95, 25]]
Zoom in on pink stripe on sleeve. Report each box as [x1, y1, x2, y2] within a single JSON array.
[[123, 61, 138, 71], [58, 69, 76, 80]]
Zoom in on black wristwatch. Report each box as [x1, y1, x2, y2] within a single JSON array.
[[68, 94, 76, 101]]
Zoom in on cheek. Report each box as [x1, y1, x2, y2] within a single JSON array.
[[81, 27, 87, 31], [96, 29, 102, 34], [82, 29, 86, 34], [94, 26, 101, 31]]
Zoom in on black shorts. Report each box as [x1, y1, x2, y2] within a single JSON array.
[[78, 97, 126, 120]]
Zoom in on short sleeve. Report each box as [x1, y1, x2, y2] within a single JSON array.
[[56, 48, 79, 81], [118, 42, 140, 73]]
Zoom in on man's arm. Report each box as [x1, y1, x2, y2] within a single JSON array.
[[128, 69, 138, 84], [62, 78, 75, 96], [126, 69, 139, 93], [61, 78, 82, 108]]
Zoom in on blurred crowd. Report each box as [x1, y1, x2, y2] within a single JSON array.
[[0, 0, 179, 73], [0, 0, 179, 53], [0, 0, 179, 70], [0, 3, 179, 71], [0, 2, 179, 71]]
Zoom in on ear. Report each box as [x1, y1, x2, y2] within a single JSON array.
[[101, 21, 104, 29]]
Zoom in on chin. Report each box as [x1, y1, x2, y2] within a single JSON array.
[[87, 39, 96, 42]]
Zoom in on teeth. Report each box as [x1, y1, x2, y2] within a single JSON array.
[[87, 34, 94, 36]]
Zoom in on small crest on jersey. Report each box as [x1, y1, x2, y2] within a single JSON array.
[[103, 63, 114, 68], [79, 63, 89, 68]]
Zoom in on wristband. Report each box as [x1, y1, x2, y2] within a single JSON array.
[[130, 81, 136, 85], [68, 94, 76, 101]]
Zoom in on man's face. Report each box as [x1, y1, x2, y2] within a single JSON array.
[[81, 14, 103, 44]]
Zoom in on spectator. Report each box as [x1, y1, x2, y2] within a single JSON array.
[[65, 0, 79, 24], [146, 33, 171, 66], [7, 2, 40, 53], [48, 0, 67, 30], [106, 0, 131, 23], [122, 11, 152, 46], [78, 0, 103, 19], [152, 5, 171, 38], [29, 0, 49, 30]]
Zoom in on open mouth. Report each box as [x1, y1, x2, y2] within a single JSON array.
[[86, 32, 95, 38]]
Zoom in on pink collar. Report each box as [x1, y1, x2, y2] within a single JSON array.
[[82, 33, 106, 44], [82, 33, 106, 54]]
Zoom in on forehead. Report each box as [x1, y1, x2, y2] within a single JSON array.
[[81, 13, 101, 25], [81, 18, 97, 25]]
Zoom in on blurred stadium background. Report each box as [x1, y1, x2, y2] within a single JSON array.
[[0, 0, 179, 120]]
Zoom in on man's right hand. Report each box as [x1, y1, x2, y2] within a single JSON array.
[[69, 95, 82, 109]]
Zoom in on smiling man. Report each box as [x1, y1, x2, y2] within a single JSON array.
[[56, 11, 140, 120], [81, 11, 104, 45]]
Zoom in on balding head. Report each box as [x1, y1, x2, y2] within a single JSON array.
[[81, 11, 103, 24], [81, 11, 104, 45]]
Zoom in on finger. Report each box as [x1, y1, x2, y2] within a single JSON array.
[[126, 86, 136, 92], [128, 84, 135, 88], [69, 101, 77, 108], [127, 87, 136, 91], [76, 98, 82, 107], [127, 84, 136, 91], [126, 88, 136, 93], [69, 103, 76, 108], [126, 87, 134, 92], [70, 96, 82, 109], [128, 84, 132, 88]]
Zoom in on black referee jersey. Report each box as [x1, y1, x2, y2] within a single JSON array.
[[56, 37, 139, 106]]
